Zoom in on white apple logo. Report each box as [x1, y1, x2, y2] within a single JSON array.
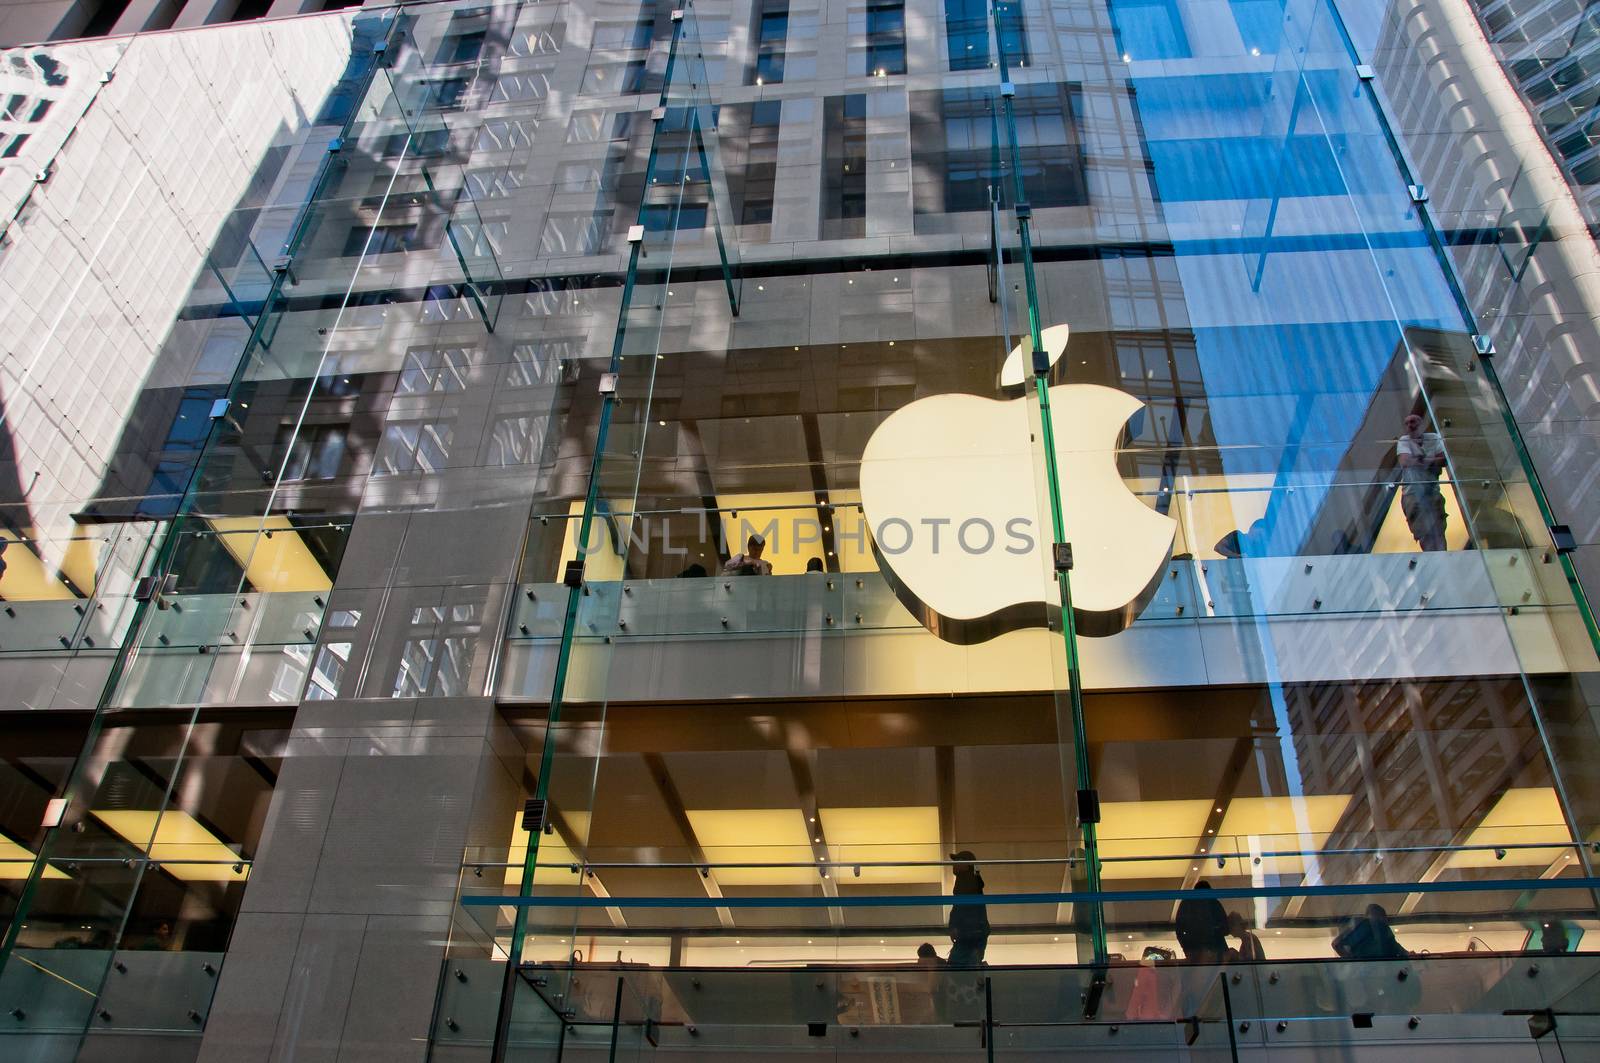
[[859, 324, 1176, 643]]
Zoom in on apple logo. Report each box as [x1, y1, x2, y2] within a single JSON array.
[[859, 324, 1176, 643]]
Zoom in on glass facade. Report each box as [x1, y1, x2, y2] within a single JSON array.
[[0, 0, 1595, 1058]]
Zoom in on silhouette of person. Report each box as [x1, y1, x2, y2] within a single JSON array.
[[721, 533, 772, 576], [916, 942, 944, 967], [1174, 881, 1229, 964], [1332, 904, 1407, 960], [1227, 910, 1265, 962], [676, 562, 708, 578], [805, 557, 825, 573], [1214, 519, 1269, 560], [1536, 920, 1570, 955], [1397, 413, 1448, 551], [947, 851, 990, 968]]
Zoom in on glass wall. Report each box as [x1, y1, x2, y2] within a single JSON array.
[[0, 0, 1595, 1059]]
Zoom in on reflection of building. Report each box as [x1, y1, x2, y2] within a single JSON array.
[[0, 0, 1598, 1060]]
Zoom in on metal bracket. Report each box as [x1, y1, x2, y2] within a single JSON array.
[[1053, 542, 1074, 572], [41, 798, 67, 828], [1550, 524, 1577, 554], [1408, 184, 1429, 204], [209, 398, 231, 420], [521, 798, 549, 833], [563, 558, 585, 588], [1473, 334, 1495, 357], [1000, 81, 1015, 98], [1355, 63, 1376, 80], [598, 372, 618, 396], [1076, 788, 1100, 824], [627, 224, 646, 243]]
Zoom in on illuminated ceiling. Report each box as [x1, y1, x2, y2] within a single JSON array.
[[207, 515, 332, 593], [91, 809, 248, 882], [1446, 787, 1573, 869]]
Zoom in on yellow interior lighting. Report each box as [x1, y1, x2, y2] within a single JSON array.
[[1214, 794, 1352, 874], [507, 811, 592, 887], [558, 501, 630, 582], [206, 516, 332, 593], [715, 492, 828, 575], [0, 836, 67, 879], [1372, 480, 1471, 554], [57, 528, 104, 596], [684, 809, 816, 885], [818, 806, 943, 884], [1096, 799, 1213, 880], [1447, 787, 1573, 869], [827, 490, 878, 574], [90, 810, 248, 882], [0, 530, 75, 601]]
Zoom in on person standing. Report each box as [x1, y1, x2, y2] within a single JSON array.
[[1174, 881, 1229, 964], [1227, 910, 1265, 961], [721, 532, 773, 575], [1396, 413, 1448, 551], [947, 850, 990, 968]]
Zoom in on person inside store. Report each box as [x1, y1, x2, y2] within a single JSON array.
[[1396, 412, 1448, 551], [806, 556, 825, 573], [1533, 919, 1571, 955], [1214, 519, 1270, 560], [916, 942, 945, 966], [721, 532, 772, 576], [1174, 881, 1230, 963], [1332, 904, 1409, 960], [1227, 910, 1265, 961], [947, 850, 991, 968]]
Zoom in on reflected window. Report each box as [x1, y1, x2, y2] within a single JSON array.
[[487, 413, 551, 466], [750, 0, 789, 84], [494, 70, 553, 103], [277, 423, 348, 481], [823, 94, 868, 239], [909, 84, 1086, 216], [374, 420, 453, 476], [477, 117, 540, 152], [946, 0, 1027, 70], [398, 345, 476, 394], [1109, 0, 1191, 59], [508, 339, 576, 388], [865, 0, 907, 75], [593, 19, 655, 49]]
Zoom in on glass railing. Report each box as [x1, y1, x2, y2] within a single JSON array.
[[0, 948, 224, 1037], [112, 590, 326, 707], [431, 884, 1600, 1057], [447, 848, 1597, 971]]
